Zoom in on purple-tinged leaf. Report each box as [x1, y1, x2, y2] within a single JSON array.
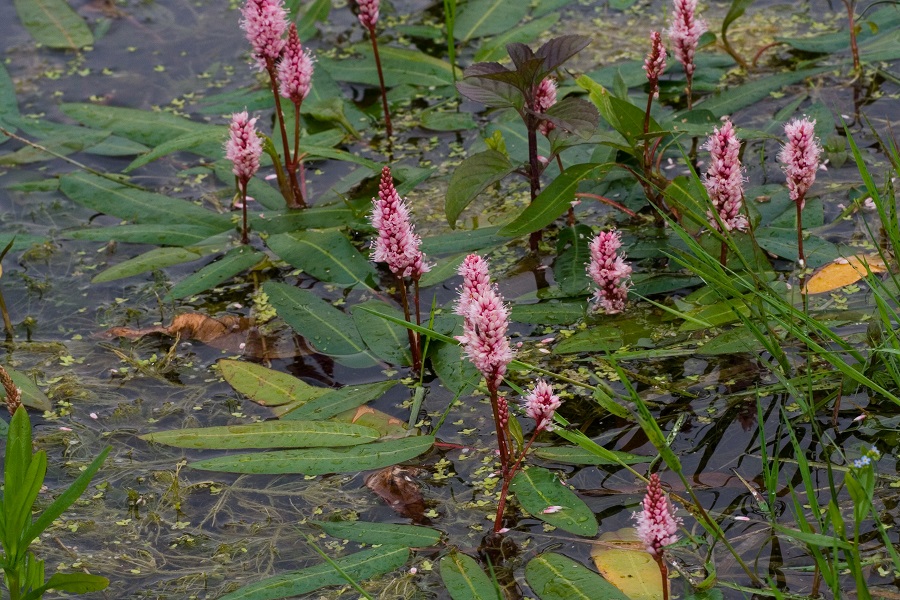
[[457, 78, 522, 109], [535, 35, 591, 76], [507, 42, 535, 70], [540, 97, 599, 139]]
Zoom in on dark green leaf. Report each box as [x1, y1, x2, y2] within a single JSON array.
[[525, 553, 629, 600], [510, 301, 585, 325], [0, 63, 20, 130], [553, 224, 593, 296], [319, 46, 456, 87], [14, 0, 93, 49], [266, 230, 376, 287], [351, 301, 412, 365], [264, 282, 370, 357], [723, 0, 754, 34], [552, 326, 623, 354], [2, 368, 51, 412], [60, 172, 231, 229], [296, 0, 330, 40], [69, 224, 222, 247], [500, 163, 604, 237], [0, 129, 109, 165], [219, 546, 409, 600], [453, 0, 529, 42], [92, 246, 213, 283], [445, 150, 516, 226], [420, 111, 477, 131], [141, 420, 379, 449], [440, 551, 500, 600], [474, 14, 561, 62], [419, 254, 466, 287], [190, 435, 435, 475], [533, 446, 650, 466], [60, 104, 211, 147], [542, 97, 599, 139], [219, 359, 331, 407], [421, 226, 509, 255], [509, 467, 598, 536], [695, 67, 830, 117], [124, 127, 228, 172], [283, 380, 399, 421], [431, 340, 480, 396], [314, 521, 441, 547], [42, 572, 109, 593], [164, 246, 265, 300]]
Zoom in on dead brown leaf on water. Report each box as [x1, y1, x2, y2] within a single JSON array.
[[802, 254, 888, 294], [102, 313, 307, 359], [364, 466, 430, 525]]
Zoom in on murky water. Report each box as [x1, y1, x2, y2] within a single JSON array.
[[1, 0, 899, 598]]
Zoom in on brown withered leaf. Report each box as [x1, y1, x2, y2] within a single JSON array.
[[803, 254, 888, 294], [364, 466, 430, 525], [103, 313, 308, 359]]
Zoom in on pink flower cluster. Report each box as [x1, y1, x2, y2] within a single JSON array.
[[278, 24, 314, 104], [225, 111, 263, 183], [524, 380, 562, 432], [370, 166, 428, 279], [357, 0, 380, 29], [455, 255, 514, 389], [634, 473, 681, 557], [667, 0, 706, 78], [703, 119, 749, 232], [644, 31, 667, 98], [533, 77, 557, 137], [587, 230, 632, 315], [779, 117, 822, 208], [240, 0, 288, 70]]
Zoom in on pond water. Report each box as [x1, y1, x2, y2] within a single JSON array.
[[2, 0, 900, 598]]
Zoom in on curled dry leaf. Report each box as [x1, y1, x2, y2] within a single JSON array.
[[103, 312, 307, 359], [802, 254, 888, 295], [364, 466, 430, 525]]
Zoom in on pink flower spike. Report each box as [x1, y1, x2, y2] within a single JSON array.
[[278, 24, 315, 104], [357, 0, 380, 29], [524, 380, 562, 432], [667, 0, 706, 77], [702, 119, 749, 232], [633, 473, 681, 557], [644, 31, 667, 99], [456, 254, 514, 388], [533, 78, 557, 137], [370, 166, 429, 279], [225, 111, 263, 184], [587, 230, 632, 315], [779, 117, 822, 209], [240, 0, 288, 71]]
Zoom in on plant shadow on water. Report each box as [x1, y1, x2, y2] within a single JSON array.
[[2, 0, 900, 598]]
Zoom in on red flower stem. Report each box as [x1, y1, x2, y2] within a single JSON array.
[[367, 25, 393, 138], [493, 428, 542, 533], [398, 277, 421, 371], [292, 101, 301, 165], [796, 198, 805, 267], [413, 277, 422, 366], [265, 59, 306, 209], [239, 179, 250, 244], [685, 72, 694, 110], [656, 557, 669, 600]]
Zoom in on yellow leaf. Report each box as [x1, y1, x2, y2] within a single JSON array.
[[802, 254, 888, 295], [591, 528, 664, 600]]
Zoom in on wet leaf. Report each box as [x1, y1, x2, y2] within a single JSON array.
[[314, 520, 441, 547], [695, 67, 829, 117], [165, 246, 266, 301], [474, 14, 560, 62], [525, 552, 629, 600], [510, 466, 598, 536], [510, 301, 586, 325], [552, 326, 623, 354], [319, 45, 456, 87], [698, 327, 766, 355], [453, 0, 529, 42], [295, 0, 330, 41], [266, 230, 376, 287], [60, 172, 231, 230], [42, 572, 109, 593], [60, 104, 212, 147], [282, 380, 398, 421], [70, 224, 223, 247], [553, 224, 593, 296], [219, 359, 330, 408], [14, 0, 93, 49], [141, 420, 378, 449], [431, 340, 480, 396], [0, 129, 110, 165], [421, 226, 509, 255], [500, 163, 605, 237], [351, 301, 412, 365], [264, 282, 371, 358], [542, 97, 599, 140], [332, 404, 408, 437], [534, 446, 650, 466], [445, 150, 516, 227], [364, 466, 429, 523], [440, 551, 500, 600], [123, 127, 227, 172], [802, 254, 888, 294], [0, 63, 20, 131], [1, 367, 51, 412], [219, 545, 409, 600], [591, 528, 663, 600], [420, 111, 477, 131], [418, 254, 466, 287], [190, 435, 435, 475], [92, 246, 211, 283]]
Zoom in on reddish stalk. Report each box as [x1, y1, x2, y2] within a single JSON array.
[[398, 279, 421, 371], [843, 0, 861, 74], [574, 193, 637, 218], [265, 59, 306, 208], [367, 25, 393, 138], [796, 200, 805, 268], [239, 180, 250, 244], [493, 429, 540, 532], [526, 116, 543, 251]]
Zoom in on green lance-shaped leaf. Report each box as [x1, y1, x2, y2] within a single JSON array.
[[60, 104, 212, 147], [282, 380, 399, 421], [266, 230, 376, 287], [165, 246, 266, 301], [440, 551, 501, 600], [533, 446, 650, 466], [500, 163, 605, 237], [553, 223, 593, 297], [190, 435, 435, 475], [14, 0, 93, 49], [453, 0, 530, 42], [351, 301, 412, 366], [509, 466, 598, 536], [314, 521, 442, 547], [91, 247, 212, 284], [219, 359, 331, 407], [141, 420, 379, 449], [124, 127, 228, 172], [264, 282, 370, 358], [445, 150, 516, 227], [24, 572, 109, 597], [694, 67, 830, 117], [318, 45, 457, 87], [219, 545, 410, 600], [70, 224, 223, 247], [0, 63, 21, 132], [60, 172, 231, 230], [295, 0, 330, 41], [525, 553, 630, 600]]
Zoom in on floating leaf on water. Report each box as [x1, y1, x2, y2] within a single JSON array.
[[14, 0, 94, 49], [313, 519, 441, 547], [331, 404, 408, 437], [534, 446, 650, 466], [282, 379, 398, 421], [802, 254, 888, 294], [364, 466, 429, 524], [509, 466, 598, 536], [140, 420, 379, 449], [439, 551, 500, 600], [591, 528, 663, 600], [525, 552, 629, 600]]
